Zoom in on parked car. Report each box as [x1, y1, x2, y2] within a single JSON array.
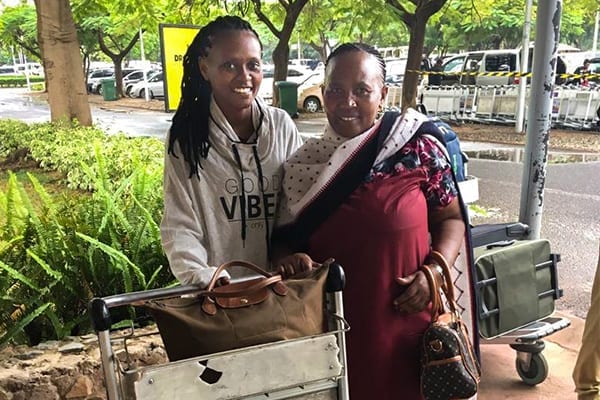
[[128, 72, 164, 98], [122, 69, 159, 95], [589, 57, 600, 83], [385, 58, 408, 85], [0, 65, 18, 75], [298, 82, 323, 113], [87, 69, 114, 93], [10, 62, 43, 76], [259, 66, 322, 105], [440, 48, 567, 86], [95, 68, 140, 95]]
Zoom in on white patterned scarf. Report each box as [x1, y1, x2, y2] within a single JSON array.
[[277, 107, 429, 228]]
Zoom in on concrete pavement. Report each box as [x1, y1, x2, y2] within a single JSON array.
[[478, 311, 583, 399]]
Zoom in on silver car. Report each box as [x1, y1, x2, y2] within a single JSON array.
[[123, 70, 159, 95], [128, 72, 164, 99]]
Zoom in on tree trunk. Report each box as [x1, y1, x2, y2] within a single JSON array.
[[402, 17, 426, 110], [271, 42, 290, 107], [386, 0, 447, 110], [309, 32, 330, 63], [34, 0, 91, 126], [97, 29, 140, 97], [251, 0, 308, 107]]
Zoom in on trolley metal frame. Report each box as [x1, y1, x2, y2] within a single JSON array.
[[471, 222, 571, 385], [89, 265, 349, 400]]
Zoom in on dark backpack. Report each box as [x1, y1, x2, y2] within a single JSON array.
[[429, 117, 467, 182], [381, 112, 467, 182]]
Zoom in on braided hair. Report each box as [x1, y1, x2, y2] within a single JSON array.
[[325, 43, 387, 85], [168, 16, 262, 178]]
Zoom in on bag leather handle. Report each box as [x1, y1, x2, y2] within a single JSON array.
[[421, 264, 442, 320], [206, 260, 276, 290], [421, 251, 460, 321], [429, 250, 456, 301], [201, 260, 284, 300]]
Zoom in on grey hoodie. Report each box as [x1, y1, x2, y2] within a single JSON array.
[[160, 97, 302, 287]]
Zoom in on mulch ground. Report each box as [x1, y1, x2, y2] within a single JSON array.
[[453, 122, 600, 153]]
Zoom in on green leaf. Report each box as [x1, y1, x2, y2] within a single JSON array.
[[0, 302, 52, 346], [75, 232, 146, 291], [0, 260, 42, 292], [26, 249, 63, 281]]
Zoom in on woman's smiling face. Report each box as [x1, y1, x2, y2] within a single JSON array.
[[199, 30, 263, 115], [322, 50, 388, 138]]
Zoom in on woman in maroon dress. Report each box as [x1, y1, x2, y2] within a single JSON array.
[[274, 43, 477, 400]]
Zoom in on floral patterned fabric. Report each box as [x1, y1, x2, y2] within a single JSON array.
[[368, 134, 458, 209]]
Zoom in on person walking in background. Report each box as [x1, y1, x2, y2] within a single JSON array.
[[573, 59, 591, 86], [428, 57, 444, 86], [161, 16, 303, 287], [274, 43, 477, 400], [573, 243, 600, 400]]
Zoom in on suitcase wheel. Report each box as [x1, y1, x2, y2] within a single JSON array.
[[515, 352, 548, 386]]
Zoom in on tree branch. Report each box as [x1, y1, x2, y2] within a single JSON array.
[[97, 29, 116, 58], [278, 0, 289, 12], [250, 0, 281, 38], [421, 0, 447, 17], [385, 0, 413, 27]]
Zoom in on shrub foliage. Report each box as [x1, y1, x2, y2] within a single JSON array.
[[0, 119, 172, 346], [0, 75, 45, 87]]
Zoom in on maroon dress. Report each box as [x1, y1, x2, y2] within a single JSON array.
[[307, 137, 457, 400]]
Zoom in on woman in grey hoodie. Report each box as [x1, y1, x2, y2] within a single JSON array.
[[161, 16, 303, 287]]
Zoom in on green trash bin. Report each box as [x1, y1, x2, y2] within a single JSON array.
[[275, 81, 299, 117], [101, 78, 117, 101]]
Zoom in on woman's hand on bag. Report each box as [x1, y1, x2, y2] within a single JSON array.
[[275, 253, 320, 279], [393, 271, 431, 313], [215, 276, 230, 287]]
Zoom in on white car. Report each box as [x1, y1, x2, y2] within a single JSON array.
[[87, 69, 114, 93], [123, 70, 159, 96], [0, 65, 18, 75], [259, 66, 323, 104], [128, 72, 164, 99]]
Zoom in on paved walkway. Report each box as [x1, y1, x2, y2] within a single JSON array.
[[479, 311, 582, 399]]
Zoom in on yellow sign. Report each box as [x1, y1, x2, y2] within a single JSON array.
[[159, 24, 201, 112]]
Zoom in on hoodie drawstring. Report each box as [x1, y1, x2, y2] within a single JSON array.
[[231, 144, 247, 247], [231, 144, 271, 259], [252, 145, 271, 261]]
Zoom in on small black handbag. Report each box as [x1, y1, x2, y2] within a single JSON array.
[[420, 251, 481, 400]]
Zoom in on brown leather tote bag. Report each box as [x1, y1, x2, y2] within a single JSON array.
[[145, 261, 329, 361]]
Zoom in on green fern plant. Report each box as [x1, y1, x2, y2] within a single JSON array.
[[0, 121, 171, 346]]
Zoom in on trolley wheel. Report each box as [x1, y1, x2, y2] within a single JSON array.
[[515, 352, 548, 386]]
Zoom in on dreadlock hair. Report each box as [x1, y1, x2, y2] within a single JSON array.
[[168, 15, 262, 178], [325, 43, 387, 85]]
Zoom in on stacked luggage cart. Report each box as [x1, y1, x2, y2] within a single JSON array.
[[421, 84, 600, 130], [89, 264, 349, 400]]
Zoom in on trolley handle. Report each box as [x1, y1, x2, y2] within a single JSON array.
[[89, 263, 345, 333]]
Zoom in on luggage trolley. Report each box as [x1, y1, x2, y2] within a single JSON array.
[[470, 222, 571, 385], [89, 264, 349, 400]]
